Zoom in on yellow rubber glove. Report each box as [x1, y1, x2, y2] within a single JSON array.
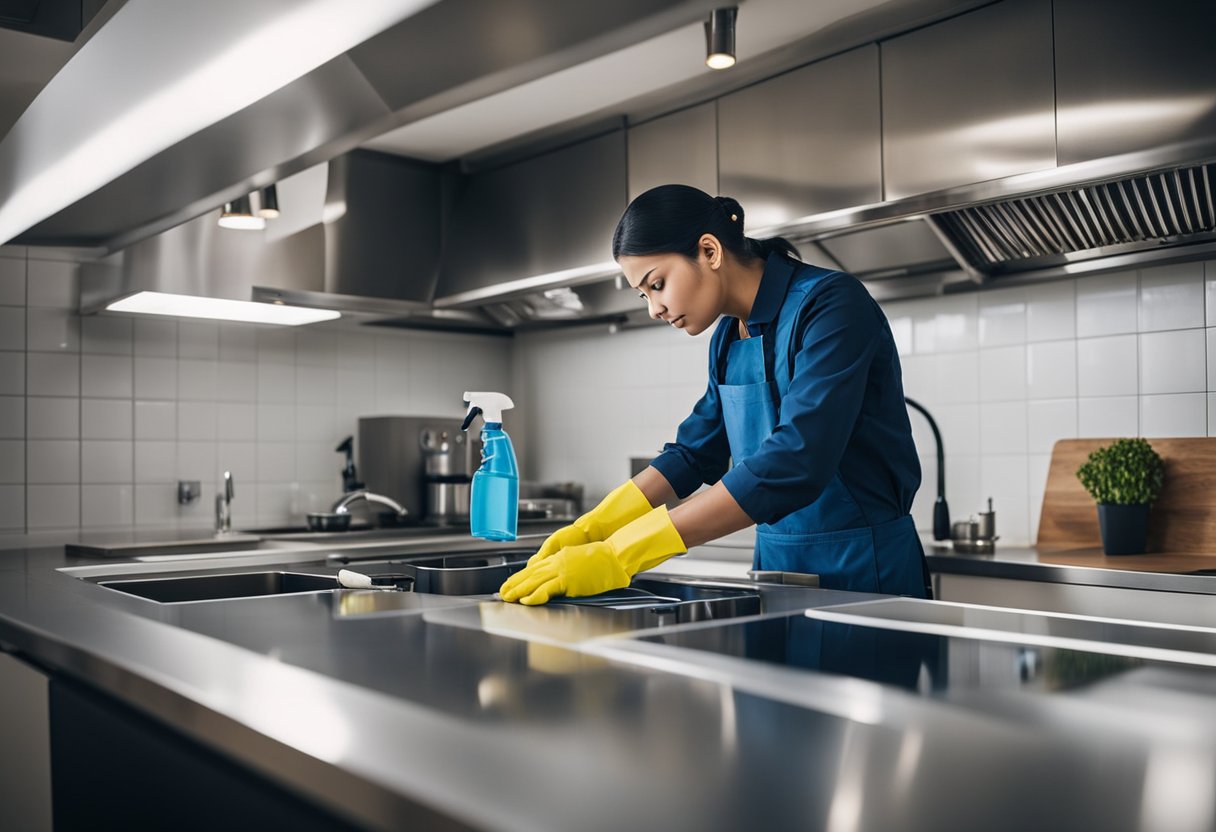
[[500, 506, 687, 605], [527, 480, 653, 565]]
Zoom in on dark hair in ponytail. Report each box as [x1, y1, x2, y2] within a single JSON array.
[[612, 184, 800, 263]]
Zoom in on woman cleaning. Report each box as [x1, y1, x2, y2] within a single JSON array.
[[500, 184, 928, 605]]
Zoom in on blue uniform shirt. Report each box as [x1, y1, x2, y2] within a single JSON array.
[[650, 256, 921, 528]]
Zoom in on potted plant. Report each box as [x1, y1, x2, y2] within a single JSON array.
[[1075, 438, 1165, 555]]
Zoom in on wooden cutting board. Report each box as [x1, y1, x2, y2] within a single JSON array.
[[1037, 438, 1216, 554]]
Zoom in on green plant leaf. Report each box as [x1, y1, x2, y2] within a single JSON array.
[[1075, 438, 1165, 505]]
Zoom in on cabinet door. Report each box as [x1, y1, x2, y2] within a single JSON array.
[[628, 102, 718, 200], [1055, 0, 1216, 165], [718, 46, 881, 230], [439, 130, 626, 303], [881, 0, 1055, 199], [0, 651, 51, 832]]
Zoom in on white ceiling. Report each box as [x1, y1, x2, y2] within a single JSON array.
[[362, 0, 897, 162]]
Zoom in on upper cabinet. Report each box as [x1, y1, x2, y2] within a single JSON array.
[[1054, 0, 1216, 166], [881, 0, 1055, 200], [438, 130, 627, 303], [627, 102, 718, 200], [718, 46, 881, 230]]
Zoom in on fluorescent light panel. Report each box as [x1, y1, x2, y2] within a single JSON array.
[[106, 291, 339, 326]]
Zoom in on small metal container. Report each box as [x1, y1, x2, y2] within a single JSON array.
[[426, 481, 470, 521]]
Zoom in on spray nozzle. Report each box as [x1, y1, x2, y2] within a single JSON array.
[[462, 391, 514, 430], [461, 406, 481, 432]]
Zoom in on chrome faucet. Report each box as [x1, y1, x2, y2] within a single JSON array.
[[330, 489, 408, 518], [215, 470, 234, 533]]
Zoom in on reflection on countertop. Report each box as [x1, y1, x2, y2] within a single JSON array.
[[3, 533, 1216, 830]]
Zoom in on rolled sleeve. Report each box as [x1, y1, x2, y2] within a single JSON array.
[[721, 275, 880, 524]]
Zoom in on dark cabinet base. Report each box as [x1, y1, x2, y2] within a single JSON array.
[[49, 680, 363, 832]]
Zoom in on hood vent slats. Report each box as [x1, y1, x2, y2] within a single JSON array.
[[936, 163, 1216, 270]]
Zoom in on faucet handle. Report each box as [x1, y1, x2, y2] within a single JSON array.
[[224, 470, 234, 502]]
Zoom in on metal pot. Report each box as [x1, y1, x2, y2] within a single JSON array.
[[425, 481, 470, 521], [306, 512, 352, 532]]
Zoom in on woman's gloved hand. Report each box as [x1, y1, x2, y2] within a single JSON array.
[[500, 506, 687, 605], [527, 480, 652, 565]]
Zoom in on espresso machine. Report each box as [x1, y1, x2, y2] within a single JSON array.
[[358, 416, 474, 523]]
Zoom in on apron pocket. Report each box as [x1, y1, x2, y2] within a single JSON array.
[[755, 525, 879, 593]]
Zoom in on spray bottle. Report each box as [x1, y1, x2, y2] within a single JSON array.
[[462, 391, 518, 541]]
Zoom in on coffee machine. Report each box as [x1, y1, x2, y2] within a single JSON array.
[[357, 416, 474, 523]]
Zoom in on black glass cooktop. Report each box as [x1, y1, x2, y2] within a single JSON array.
[[638, 611, 1215, 697]]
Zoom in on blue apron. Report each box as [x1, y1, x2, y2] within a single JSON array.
[[718, 266, 928, 597]]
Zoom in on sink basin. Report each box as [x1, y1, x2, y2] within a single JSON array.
[[350, 551, 533, 595], [548, 578, 762, 625], [98, 571, 337, 603]]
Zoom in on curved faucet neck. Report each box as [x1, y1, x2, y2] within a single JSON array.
[[330, 489, 408, 517]]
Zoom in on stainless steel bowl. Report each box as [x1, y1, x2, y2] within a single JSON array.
[[306, 512, 352, 532]]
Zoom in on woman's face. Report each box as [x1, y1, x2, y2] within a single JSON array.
[[618, 236, 725, 336]]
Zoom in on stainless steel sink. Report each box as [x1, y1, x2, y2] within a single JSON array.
[[98, 571, 337, 603], [548, 579, 762, 625], [358, 552, 533, 595]]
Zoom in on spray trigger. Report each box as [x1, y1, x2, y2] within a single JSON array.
[[461, 406, 482, 432]]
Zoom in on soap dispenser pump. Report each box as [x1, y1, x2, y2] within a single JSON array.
[[462, 391, 518, 541]]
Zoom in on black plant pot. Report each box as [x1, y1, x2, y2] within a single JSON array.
[[1096, 503, 1150, 555]]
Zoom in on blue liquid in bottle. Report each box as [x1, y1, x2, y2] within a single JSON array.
[[470, 423, 518, 541]]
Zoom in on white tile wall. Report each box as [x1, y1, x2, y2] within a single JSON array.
[[27, 440, 79, 483], [1026, 341, 1076, 399], [26, 397, 77, 439], [81, 484, 133, 528], [80, 354, 132, 398], [1140, 329, 1205, 394], [81, 440, 133, 483], [0, 257, 26, 305], [1076, 271, 1137, 337], [1138, 262, 1203, 332], [1026, 281, 1075, 342], [0, 397, 23, 439], [0, 246, 514, 538], [82, 399, 132, 440], [1078, 395, 1138, 437], [26, 308, 78, 352], [134, 400, 175, 440], [1140, 393, 1206, 438], [27, 353, 78, 396], [0, 440, 23, 483], [0, 352, 23, 394], [1077, 335, 1138, 397], [27, 484, 78, 529], [0, 307, 25, 351]]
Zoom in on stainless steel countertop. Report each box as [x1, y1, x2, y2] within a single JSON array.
[[2, 535, 1215, 831], [925, 541, 1216, 594]]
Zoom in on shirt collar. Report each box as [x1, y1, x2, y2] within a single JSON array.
[[744, 252, 796, 330]]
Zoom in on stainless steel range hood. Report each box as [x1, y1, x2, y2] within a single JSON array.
[[933, 162, 1216, 278], [754, 143, 1216, 302], [81, 152, 502, 330]]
